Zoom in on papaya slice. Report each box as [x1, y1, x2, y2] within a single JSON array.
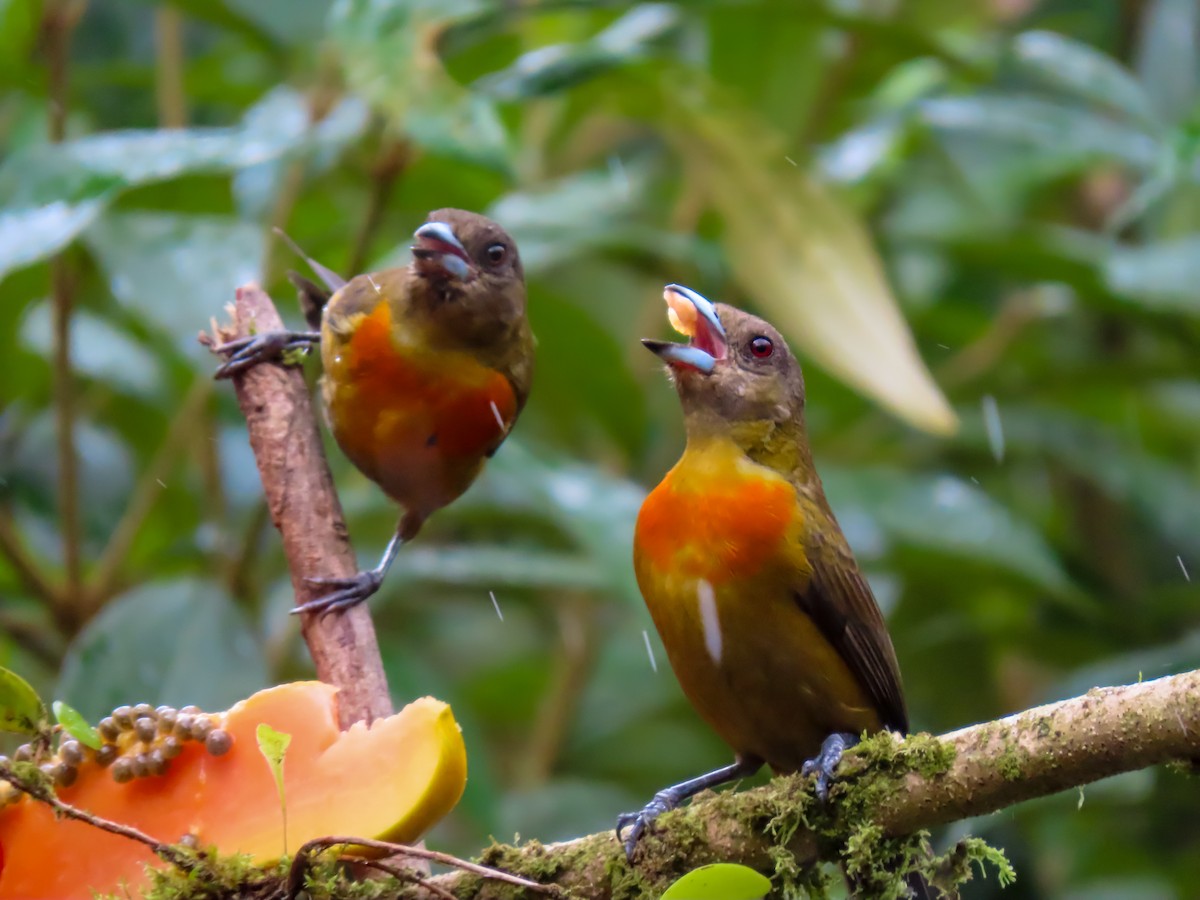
[[0, 682, 467, 900]]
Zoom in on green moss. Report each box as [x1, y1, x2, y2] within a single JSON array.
[[997, 739, 1023, 781]]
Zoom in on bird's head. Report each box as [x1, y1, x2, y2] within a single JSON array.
[[411, 208, 523, 289], [643, 285, 806, 434]]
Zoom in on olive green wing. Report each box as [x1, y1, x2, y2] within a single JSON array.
[[792, 519, 909, 734]]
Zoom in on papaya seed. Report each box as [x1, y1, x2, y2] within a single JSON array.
[[190, 718, 214, 741], [59, 740, 83, 767], [161, 735, 182, 760], [56, 764, 78, 788], [205, 729, 232, 756], [131, 754, 151, 779], [97, 717, 119, 741], [179, 705, 200, 716], [111, 758, 134, 783], [157, 709, 177, 732], [94, 744, 118, 767], [174, 714, 195, 738], [134, 717, 157, 743], [146, 749, 168, 777], [132, 703, 155, 719], [13, 744, 33, 763], [112, 706, 134, 729]]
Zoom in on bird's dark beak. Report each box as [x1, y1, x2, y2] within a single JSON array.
[[412, 221, 472, 281], [643, 284, 727, 374]]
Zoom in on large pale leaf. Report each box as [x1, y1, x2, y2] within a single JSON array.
[[1134, 0, 1199, 124], [0, 92, 365, 282], [665, 101, 957, 435], [1104, 235, 1200, 313]]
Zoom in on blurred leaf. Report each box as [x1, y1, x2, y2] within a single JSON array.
[[0, 94, 366, 281], [0, 0, 43, 85], [1011, 31, 1159, 128], [20, 303, 162, 398], [823, 468, 1074, 596], [226, 0, 330, 45], [387, 544, 607, 591], [476, 4, 679, 100], [0, 666, 46, 736], [84, 212, 265, 357], [329, 0, 509, 170], [56, 578, 268, 720], [1135, 0, 1199, 125], [921, 95, 1161, 173], [665, 94, 957, 435], [661, 864, 772, 900], [1104, 236, 1200, 312], [51, 700, 102, 750]]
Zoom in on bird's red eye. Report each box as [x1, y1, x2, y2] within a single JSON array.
[[749, 336, 774, 358]]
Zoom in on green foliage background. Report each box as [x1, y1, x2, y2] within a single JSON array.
[[2, 1, 1199, 896]]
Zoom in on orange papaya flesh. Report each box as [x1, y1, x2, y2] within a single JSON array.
[[0, 682, 467, 900]]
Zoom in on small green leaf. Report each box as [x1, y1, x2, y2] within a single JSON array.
[[0, 667, 47, 736], [51, 700, 102, 750], [257, 722, 291, 852], [661, 864, 772, 900]]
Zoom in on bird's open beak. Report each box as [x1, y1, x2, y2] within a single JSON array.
[[642, 284, 727, 374], [412, 221, 472, 281]]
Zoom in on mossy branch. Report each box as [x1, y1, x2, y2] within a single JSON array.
[[426, 669, 1200, 899]]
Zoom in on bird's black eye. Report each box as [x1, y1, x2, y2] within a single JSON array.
[[749, 336, 774, 359], [485, 243, 507, 265]]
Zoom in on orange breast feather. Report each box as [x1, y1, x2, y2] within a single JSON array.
[[333, 302, 517, 460], [635, 453, 798, 586]]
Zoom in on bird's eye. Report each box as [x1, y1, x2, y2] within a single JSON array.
[[485, 243, 507, 265], [749, 336, 774, 359]]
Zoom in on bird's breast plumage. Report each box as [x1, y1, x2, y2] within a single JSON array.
[[321, 297, 517, 515]]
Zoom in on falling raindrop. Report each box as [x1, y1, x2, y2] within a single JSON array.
[[489, 590, 504, 622], [982, 395, 1005, 463], [642, 629, 658, 673], [1178, 556, 1191, 583]]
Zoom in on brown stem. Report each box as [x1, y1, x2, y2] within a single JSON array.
[[153, 5, 187, 128], [425, 669, 1200, 900], [202, 285, 392, 726], [44, 0, 85, 613]]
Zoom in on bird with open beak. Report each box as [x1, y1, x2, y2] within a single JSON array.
[[215, 209, 534, 615], [622, 285, 914, 879]]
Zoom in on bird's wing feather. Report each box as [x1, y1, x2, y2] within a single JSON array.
[[792, 518, 909, 734]]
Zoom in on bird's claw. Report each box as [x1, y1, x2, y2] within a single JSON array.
[[801, 732, 857, 802], [615, 792, 677, 861], [290, 569, 385, 617], [212, 330, 318, 379]]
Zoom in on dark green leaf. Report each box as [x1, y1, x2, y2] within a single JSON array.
[[51, 700, 102, 750], [56, 579, 268, 721], [0, 666, 47, 736], [661, 864, 772, 900]]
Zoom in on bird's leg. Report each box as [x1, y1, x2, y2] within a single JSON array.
[[616, 756, 761, 860], [291, 524, 407, 617], [212, 330, 320, 379], [801, 731, 859, 802]]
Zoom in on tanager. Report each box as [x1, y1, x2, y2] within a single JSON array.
[[216, 209, 534, 615], [620, 284, 910, 856]]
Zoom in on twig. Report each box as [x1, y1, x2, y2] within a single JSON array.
[[0, 609, 60, 667], [355, 859, 459, 900], [0, 765, 194, 871], [423, 669, 1200, 900], [346, 137, 411, 275], [0, 506, 62, 609], [201, 285, 392, 726], [287, 836, 564, 900]]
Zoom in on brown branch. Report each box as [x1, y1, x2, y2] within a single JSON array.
[[202, 284, 392, 726], [346, 137, 411, 275], [424, 669, 1200, 899], [153, 5, 187, 129], [43, 0, 87, 616]]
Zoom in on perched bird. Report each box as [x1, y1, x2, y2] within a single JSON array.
[[216, 209, 534, 615], [620, 285, 910, 856]]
